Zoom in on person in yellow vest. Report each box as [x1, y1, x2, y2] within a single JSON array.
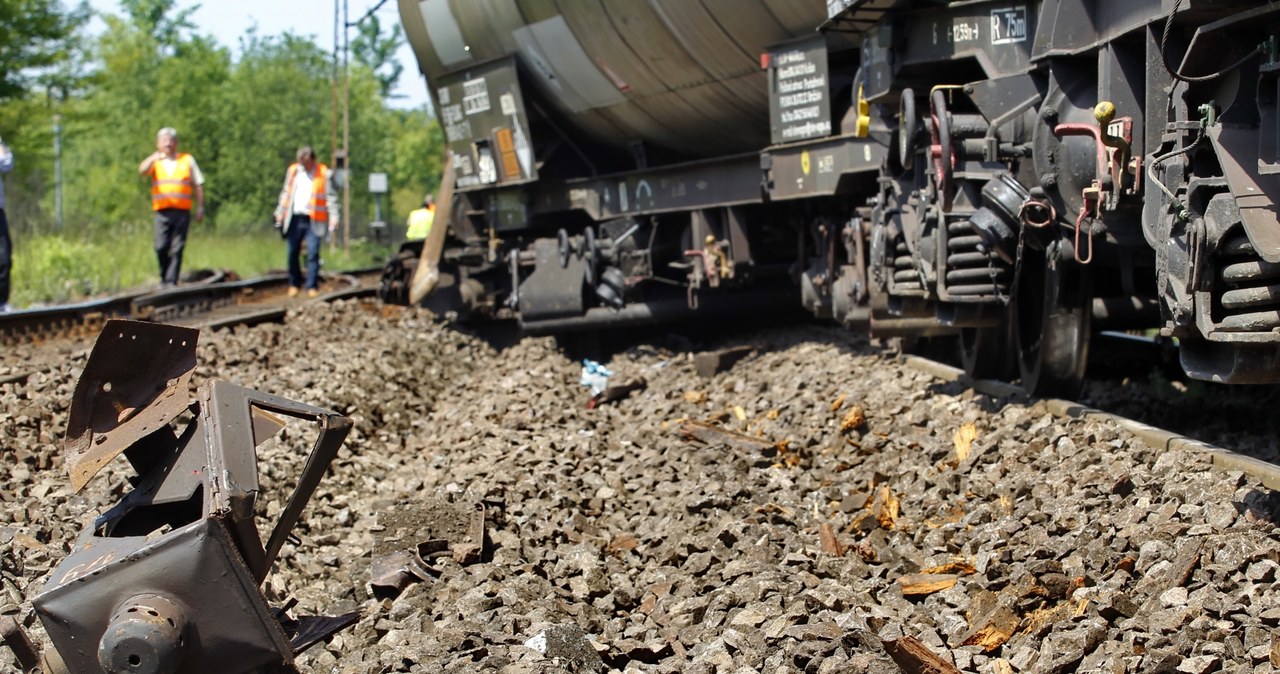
[[274, 145, 340, 298], [406, 193, 435, 241], [138, 127, 205, 287]]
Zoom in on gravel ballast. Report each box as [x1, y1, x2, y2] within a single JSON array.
[[1, 300, 1278, 674]]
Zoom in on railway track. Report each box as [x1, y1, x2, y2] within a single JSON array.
[[0, 266, 383, 346]]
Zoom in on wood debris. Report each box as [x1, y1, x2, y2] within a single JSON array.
[[960, 603, 1020, 652], [1162, 540, 1202, 589], [606, 534, 640, 554], [840, 405, 866, 432], [588, 378, 647, 409], [920, 560, 977, 576], [1021, 599, 1090, 636], [952, 422, 977, 462], [874, 484, 899, 530], [693, 345, 753, 377], [881, 635, 963, 674], [819, 523, 844, 556], [897, 573, 959, 596]]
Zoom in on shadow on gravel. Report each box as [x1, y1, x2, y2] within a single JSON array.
[[447, 318, 524, 352], [901, 331, 1280, 464], [549, 307, 825, 362], [460, 310, 1280, 466], [1082, 378, 1280, 463], [1237, 489, 1280, 525]]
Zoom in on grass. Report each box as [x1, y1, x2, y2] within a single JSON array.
[[9, 225, 395, 308]]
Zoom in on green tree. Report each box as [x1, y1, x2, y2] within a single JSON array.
[[351, 14, 403, 100], [209, 32, 335, 232], [0, 0, 87, 101], [56, 0, 226, 229], [387, 109, 444, 222], [117, 0, 196, 50]]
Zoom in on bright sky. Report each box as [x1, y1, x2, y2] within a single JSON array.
[[86, 0, 430, 110]]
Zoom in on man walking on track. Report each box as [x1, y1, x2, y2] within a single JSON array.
[[139, 127, 205, 287], [274, 145, 340, 298]]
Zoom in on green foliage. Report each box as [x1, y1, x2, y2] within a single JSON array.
[[0, 0, 445, 300], [209, 32, 334, 231], [352, 14, 404, 100], [9, 227, 395, 307], [11, 224, 153, 304], [388, 109, 444, 219], [116, 0, 195, 48], [0, 0, 87, 100]]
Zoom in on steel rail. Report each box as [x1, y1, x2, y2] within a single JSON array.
[[0, 267, 384, 347], [902, 355, 1280, 490]]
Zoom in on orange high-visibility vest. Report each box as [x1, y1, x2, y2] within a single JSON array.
[[284, 163, 330, 223], [151, 154, 195, 211]]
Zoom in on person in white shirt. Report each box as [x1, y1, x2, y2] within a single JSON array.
[[274, 146, 340, 298]]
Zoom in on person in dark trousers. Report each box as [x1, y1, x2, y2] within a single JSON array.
[[274, 146, 340, 298], [138, 127, 205, 287], [0, 134, 12, 311]]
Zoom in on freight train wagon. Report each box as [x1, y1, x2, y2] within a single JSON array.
[[381, 0, 1280, 396]]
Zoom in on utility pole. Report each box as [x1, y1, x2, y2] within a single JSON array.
[[53, 112, 63, 230], [48, 84, 64, 230], [342, 0, 352, 253], [332, 0, 340, 195]]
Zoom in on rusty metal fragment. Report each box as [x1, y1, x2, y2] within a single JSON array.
[[371, 497, 487, 598], [587, 378, 647, 409], [679, 420, 779, 453], [6, 319, 356, 674], [371, 549, 435, 597], [0, 616, 41, 673], [64, 320, 198, 492]]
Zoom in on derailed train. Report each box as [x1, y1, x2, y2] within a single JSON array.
[[381, 0, 1280, 396]]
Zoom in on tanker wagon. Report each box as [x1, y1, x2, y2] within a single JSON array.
[[379, 0, 890, 336]]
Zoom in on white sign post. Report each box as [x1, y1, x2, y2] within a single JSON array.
[[368, 172, 389, 240]]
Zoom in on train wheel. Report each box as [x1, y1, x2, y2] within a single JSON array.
[[959, 320, 1015, 380], [1014, 245, 1092, 398], [378, 249, 418, 305]]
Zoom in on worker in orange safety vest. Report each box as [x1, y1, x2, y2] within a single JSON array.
[[139, 127, 205, 287], [274, 145, 340, 298]]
